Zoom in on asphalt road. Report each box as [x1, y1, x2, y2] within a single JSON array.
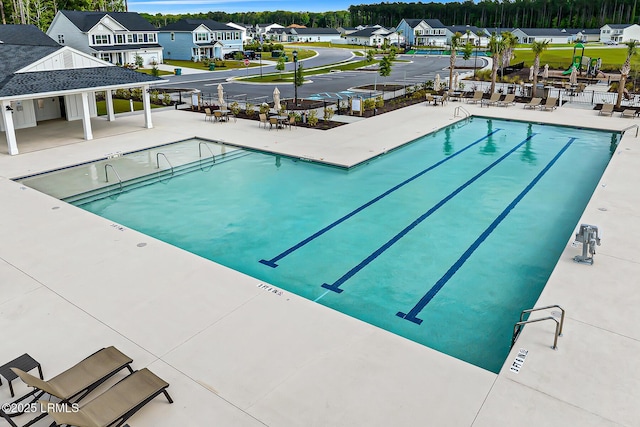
[[152, 47, 488, 104]]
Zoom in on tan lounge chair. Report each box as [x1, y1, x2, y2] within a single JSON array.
[[482, 92, 501, 107], [466, 90, 483, 104], [259, 113, 268, 128], [621, 108, 637, 118], [42, 368, 172, 427], [204, 108, 214, 122], [1, 347, 133, 427], [523, 98, 542, 109], [599, 103, 614, 116], [540, 97, 558, 111], [497, 93, 516, 107]]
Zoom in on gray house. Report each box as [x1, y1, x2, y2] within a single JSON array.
[[46, 10, 163, 66], [1, 25, 161, 155], [158, 19, 243, 61]]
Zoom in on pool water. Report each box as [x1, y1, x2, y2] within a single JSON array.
[[50, 118, 616, 372]]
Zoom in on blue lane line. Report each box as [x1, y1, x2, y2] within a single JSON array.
[[259, 129, 502, 268], [321, 133, 537, 294], [397, 137, 577, 325]]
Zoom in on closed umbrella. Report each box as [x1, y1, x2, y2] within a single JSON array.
[[217, 83, 224, 106], [529, 65, 534, 81], [434, 74, 441, 91], [273, 87, 281, 112], [569, 67, 578, 85], [543, 64, 549, 80], [453, 72, 459, 91]]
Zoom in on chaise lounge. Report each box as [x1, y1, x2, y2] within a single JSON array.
[[1, 347, 133, 427], [497, 93, 516, 107], [540, 97, 558, 111], [523, 97, 542, 109], [599, 103, 614, 116], [42, 368, 173, 427]]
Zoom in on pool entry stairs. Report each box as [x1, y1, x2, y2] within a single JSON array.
[[512, 305, 565, 350]]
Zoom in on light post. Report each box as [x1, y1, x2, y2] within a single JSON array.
[[474, 39, 479, 79], [292, 50, 298, 105], [258, 45, 262, 79]]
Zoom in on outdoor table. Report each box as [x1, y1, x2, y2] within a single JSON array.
[[449, 92, 463, 102], [271, 115, 289, 128], [0, 353, 43, 397], [217, 109, 230, 122]]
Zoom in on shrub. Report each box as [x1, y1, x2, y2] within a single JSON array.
[[135, 55, 143, 68], [259, 103, 270, 114], [323, 106, 334, 121], [203, 58, 210, 67], [230, 101, 241, 115], [245, 102, 255, 117], [307, 110, 318, 126], [130, 88, 142, 101], [149, 90, 160, 103], [115, 89, 131, 99], [363, 98, 376, 111], [151, 65, 159, 77], [375, 96, 384, 109], [162, 93, 172, 105]]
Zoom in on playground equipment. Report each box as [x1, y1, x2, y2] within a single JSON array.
[[563, 42, 602, 77]]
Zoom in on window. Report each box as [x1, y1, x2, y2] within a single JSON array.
[[127, 34, 135, 43], [148, 33, 156, 43], [100, 53, 111, 62], [92, 34, 110, 45], [196, 32, 208, 41], [170, 32, 175, 41], [57, 34, 65, 44], [235, 32, 240, 40], [116, 34, 124, 44]]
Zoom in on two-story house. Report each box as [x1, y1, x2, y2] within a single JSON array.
[[46, 10, 163, 66], [345, 26, 400, 47], [600, 23, 640, 44], [158, 19, 243, 61], [271, 27, 340, 43], [395, 18, 448, 47], [226, 22, 251, 44]]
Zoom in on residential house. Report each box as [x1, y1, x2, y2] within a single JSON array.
[[511, 28, 572, 44], [1, 24, 161, 155], [600, 23, 640, 44], [574, 28, 601, 43], [158, 19, 242, 61], [272, 27, 341, 43], [256, 23, 285, 41], [46, 10, 163, 66], [226, 22, 251, 44], [395, 18, 447, 46], [345, 26, 400, 47], [447, 25, 490, 47]]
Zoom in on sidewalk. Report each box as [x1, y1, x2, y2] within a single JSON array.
[[157, 63, 209, 75]]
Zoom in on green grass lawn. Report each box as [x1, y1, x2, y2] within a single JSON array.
[[289, 41, 370, 50], [136, 68, 173, 76], [512, 46, 638, 71], [96, 99, 165, 116], [164, 59, 260, 70], [239, 59, 380, 83]]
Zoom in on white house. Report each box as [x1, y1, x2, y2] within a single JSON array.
[[46, 10, 163, 66], [447, 25, 490, 47], [345, 26, 400, 47], [395, 19, 448, 47], [574, 28, 601, 43], [511, 28, 572, 44], [600, 23, 640, 44], [226, 22, 251, 44], [272, 27, 341, 43], [256, 23, 284, 40]]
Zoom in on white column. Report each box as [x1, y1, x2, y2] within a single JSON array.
[[80, 91, 93, 140], [106, 90, 115, 121], [142, 85, 153, 129], [1, 101, 19, 155]]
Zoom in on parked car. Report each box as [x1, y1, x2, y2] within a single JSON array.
[[223, 50, 244, 60], [243, 50, 258, 60], [605, 40, 619, 45]]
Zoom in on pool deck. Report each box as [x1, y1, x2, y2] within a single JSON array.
[[1, 101, 638, 426]]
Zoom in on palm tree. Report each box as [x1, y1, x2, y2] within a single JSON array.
[[488, 33, 504, 94], [501, 31, 518, 69], [616, 40, 638, 108], [531, 40, 550, 97], [448, 32, 462, 94]]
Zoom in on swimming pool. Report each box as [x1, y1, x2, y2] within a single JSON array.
[[19, 118, 617, 373]]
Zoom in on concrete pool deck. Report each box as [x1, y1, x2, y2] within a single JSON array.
[[0, 101, 638, 426]]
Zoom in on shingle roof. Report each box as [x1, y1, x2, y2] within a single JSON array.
[[515, 28, 571, 36], [401, 19, 424, 28], [0, 24, 59, 47], [0, 66, 160, 97], [0, 44, 60, 77], [159, 19, 236, 32], [90, 44, 162, 52], [424, 19, 445, 28], [349, 28, 393, 37], [292, 28, 340, 35], [448, 25, 483, 35], [606, 23, 633, 29], [60, 10, 156, 32]]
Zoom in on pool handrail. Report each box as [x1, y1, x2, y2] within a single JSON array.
[[198, 141, 216, 163], [156, 152, 174, 176], [620, 123, 638, 138], [512, 304, 565, 350], [104, 164, 123, 193]]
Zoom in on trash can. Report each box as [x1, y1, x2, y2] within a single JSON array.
[[209, 63, 215, 71], [175, 68, 182, 76], [284, 56, 289, 62]]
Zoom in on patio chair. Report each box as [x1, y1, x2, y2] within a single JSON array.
[[204, 108, 214, 122], [482, 92, 501, 107], [259, 113, 268, 128], [287, 115, 296, 130], [41, 368, 173, 427], [425, 94, 434, 105], [269, 117, 279, 130], [523, 97, 542, 109], [599, 103, 614, 116], [621, 108, 636, 118], [466, 90, 483, 104], [497, 93, 516, 107], [1, 347, 133, 427], [540, 97, 558, 111]]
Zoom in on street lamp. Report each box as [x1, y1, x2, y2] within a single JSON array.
[[474, 39, 479, 79], [292, 50, 298, 105], [258, 45, 262, 78]]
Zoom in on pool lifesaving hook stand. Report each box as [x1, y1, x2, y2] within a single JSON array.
[[573, 224, 601, 265]]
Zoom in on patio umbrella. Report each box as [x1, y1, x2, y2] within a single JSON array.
[[273, 87, 281, 112], [453, 72, 459, 91], [529, 66, 534, 81], [434, 74, 441, 91], [543, 64, 549, 80], [569, 67, 578, 85], [217, 83, 224, 106]]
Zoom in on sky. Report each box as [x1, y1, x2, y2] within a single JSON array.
[[127, 0, 367, 15]]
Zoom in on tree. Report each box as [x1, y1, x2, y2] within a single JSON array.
[[294, 62, 304, 87], [487, 33, 505, 94], [379, 55, 392, 77], [531, 40, 550, 97], [366, 48, 375, 63], [275, 56, 286, 79], [616, 40, 638, 108], [448, 32, 462, 94], [501, 31, 518, 68]]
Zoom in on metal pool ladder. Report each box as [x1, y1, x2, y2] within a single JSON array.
[[156, 152, 174, 176], [104, 163, 123, 193], [512, 305, 565, 350], [620, 123, 638, 137], [454, 106, 470, 119], [198, 142, 216, 171]]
